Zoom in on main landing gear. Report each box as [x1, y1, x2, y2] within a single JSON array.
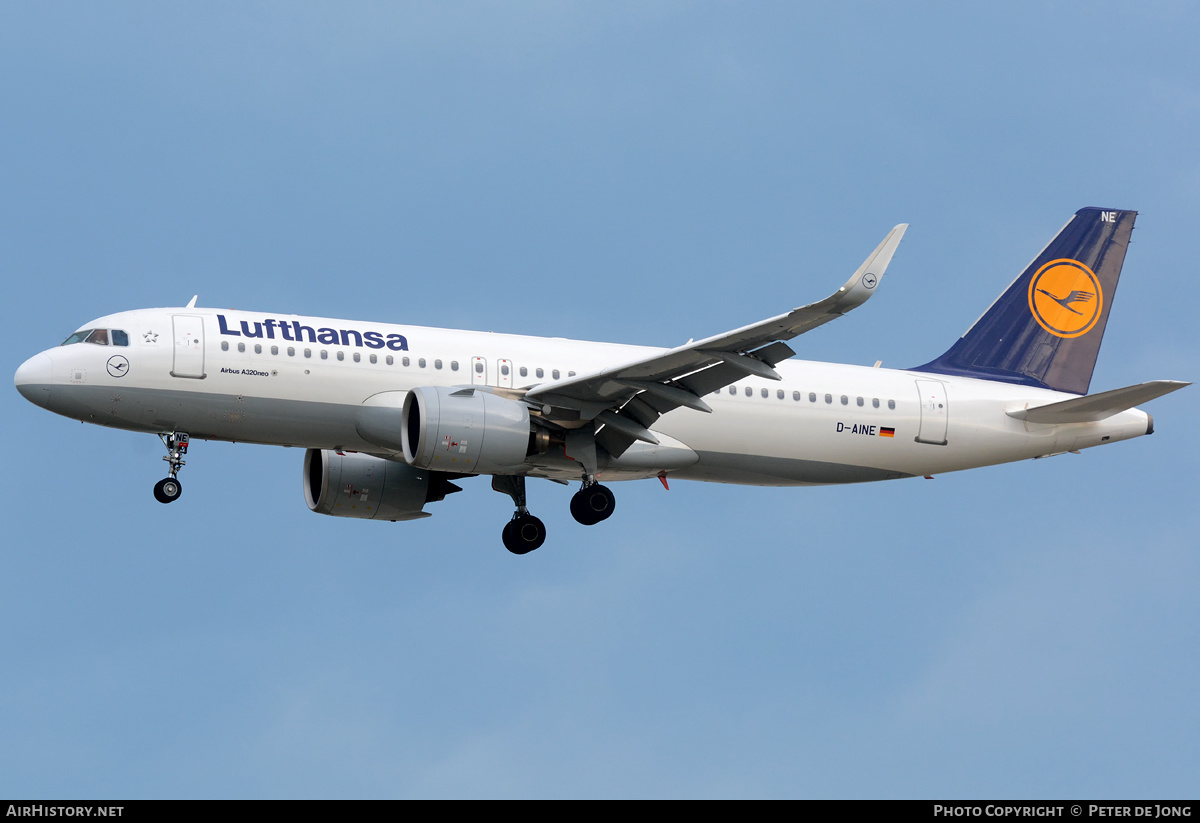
[[492, 475, 546, 554], [570, 481, 615, 526], [492, 474, 617, 554], [502, 513, 547, 555], [153, 431, 189, 504]]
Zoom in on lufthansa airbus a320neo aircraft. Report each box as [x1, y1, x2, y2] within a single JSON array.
[[14, 208, 1187, 553]]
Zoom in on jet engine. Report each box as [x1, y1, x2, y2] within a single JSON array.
[[399, 386, 537, 473], [304, 448, 459, 521]]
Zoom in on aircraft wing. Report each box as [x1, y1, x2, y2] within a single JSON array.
[[524, 223, 908, 454]]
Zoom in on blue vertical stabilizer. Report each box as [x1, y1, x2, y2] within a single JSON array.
[[914, 207, 1136, 395]]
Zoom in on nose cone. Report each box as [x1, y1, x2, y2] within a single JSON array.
[[15, 353, 52, 408]]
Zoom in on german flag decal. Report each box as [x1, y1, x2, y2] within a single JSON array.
[[879, 427, 895, 438]]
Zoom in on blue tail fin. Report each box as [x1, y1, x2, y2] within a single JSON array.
[[914, 207, 1136, 395]]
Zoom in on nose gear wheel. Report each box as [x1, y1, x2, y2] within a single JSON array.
[[153, 477, 182, 503]]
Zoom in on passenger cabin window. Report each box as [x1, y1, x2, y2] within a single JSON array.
[[761, 388, 769, 398], [221, 341, 229, 351], [255, 344, 262, 354], [353, 352, 361, 363], [744, 386, 752, 397], [450, 360, 458, 371], [888, 399, 896, 410], [475, 362, 484, 374], [419, 358, 427, 368], [386, 355, 394, 365], [336, 351, 344, 361], [872, 398, 880, 408], [536, 368, 544, 378], [238, 342, 246, 352], [434, 359, 443, 370], [369, 354, 376, 364], [272, 346, 279, 355], [553, 369, 560, 379], [793, 391, 800, 401], [520, 367, 528, 377], [728, 386, 737, 395]]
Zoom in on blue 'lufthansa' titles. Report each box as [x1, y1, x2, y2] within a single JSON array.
[[217, 314, 408, 351]]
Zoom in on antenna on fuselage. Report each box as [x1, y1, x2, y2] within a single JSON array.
[[186, 295, 198, 308]]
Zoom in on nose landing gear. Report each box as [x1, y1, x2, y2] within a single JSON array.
[[154, 431, 189, 504]]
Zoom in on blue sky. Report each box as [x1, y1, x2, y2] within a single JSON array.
[[2, 2, 1196, 799]]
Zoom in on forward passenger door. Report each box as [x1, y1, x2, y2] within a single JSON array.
[[171, 315, 206, 379]]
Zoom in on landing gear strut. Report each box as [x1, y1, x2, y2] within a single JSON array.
[[493, 475, 546, 554], [154, 431, 189, 504], [570, 481, 615, 526]]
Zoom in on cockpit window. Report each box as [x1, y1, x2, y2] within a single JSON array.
[[62, 328, 123, 346]]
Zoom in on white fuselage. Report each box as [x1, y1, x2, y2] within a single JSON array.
[[15, 307, 1153, 486]]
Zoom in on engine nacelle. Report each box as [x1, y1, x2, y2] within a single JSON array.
[[304, 448, 458, 521], [401, 386, 532, 473]]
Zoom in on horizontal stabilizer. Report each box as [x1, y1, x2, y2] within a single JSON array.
[[1007, 380, 1189, 424]]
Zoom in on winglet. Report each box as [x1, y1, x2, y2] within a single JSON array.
[[824, 224, 907, 315], [186, 295, 198, 309]]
